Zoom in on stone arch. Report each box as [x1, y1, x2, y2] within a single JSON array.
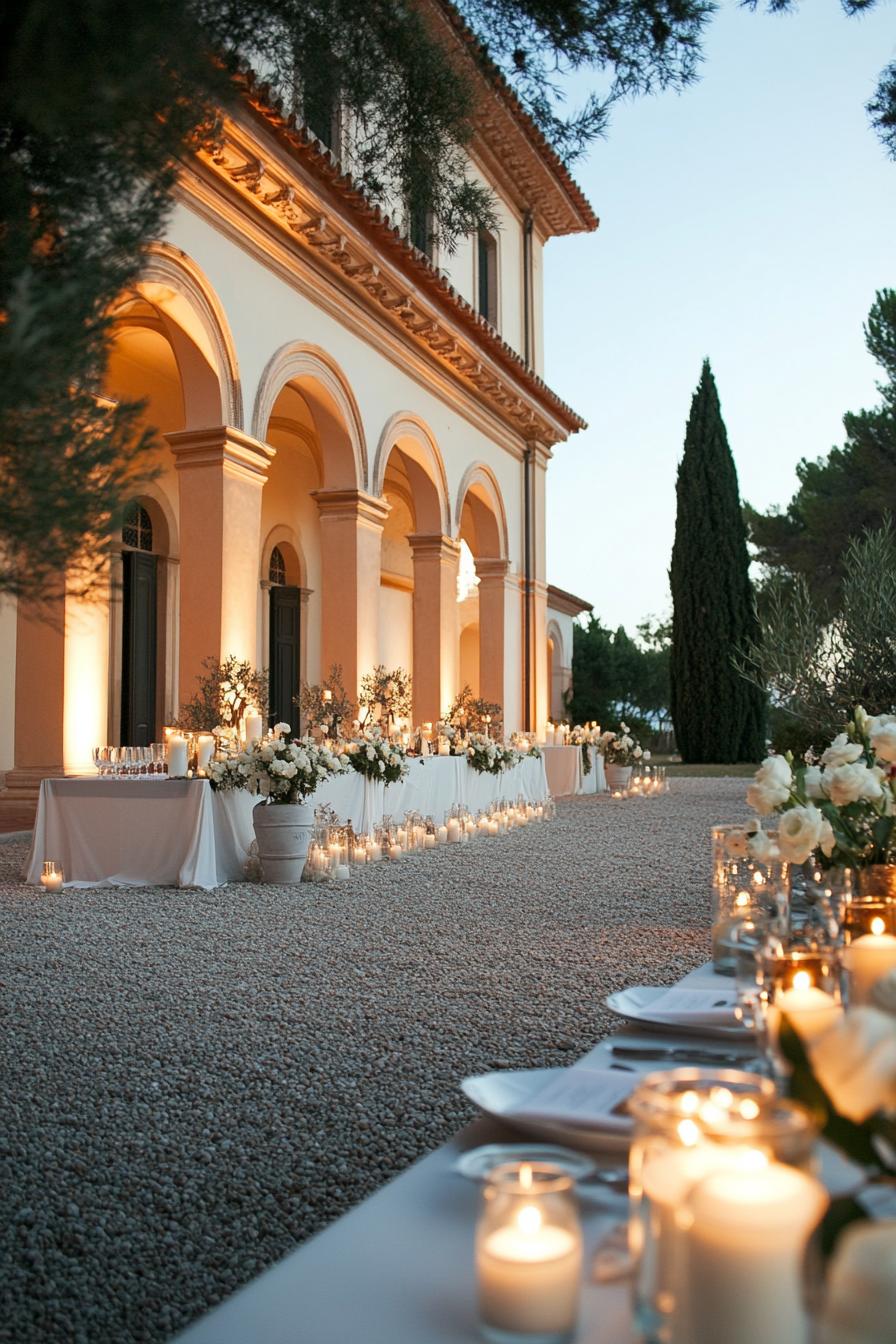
[[252, 342, 366, 490], [261, 525, 306, 587], [129, 484, 179, 561], [373, 413, 450, 535], [454, 462, 509, 560], [136, 241, 243, 427]]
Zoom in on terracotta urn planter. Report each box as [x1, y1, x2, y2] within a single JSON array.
[[252, 800, 315, 883]]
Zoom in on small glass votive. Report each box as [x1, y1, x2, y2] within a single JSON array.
[[40, 860, 64, 893], [476, 1162, 582, 1344], [711, 824, 787, 973], [841, 884, 896, 1004], [756, 931, 844, 1072]]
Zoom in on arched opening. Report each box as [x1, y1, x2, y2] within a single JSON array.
[[455, 466, 509, 719], [547, 621, 565, 721], [266, 542, 302, 729], [375, 418, 454, 722]]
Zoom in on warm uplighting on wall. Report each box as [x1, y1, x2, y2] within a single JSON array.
[[64, 593, 110, 772], [456, 539, 480, 603]]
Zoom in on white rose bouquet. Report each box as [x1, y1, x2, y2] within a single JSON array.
[[347, 729, 409, 785], [466, 732, 513, 775], [746, 707, 896, 868], [599, 723, 649, 767], [238, 734, 350, 804]]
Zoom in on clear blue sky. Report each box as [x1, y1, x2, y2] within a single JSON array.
[[543, 0, 896, 631]]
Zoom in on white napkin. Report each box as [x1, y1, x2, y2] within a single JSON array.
[[630, 986, 739, 1028], [508, 1068, 635, 1133]]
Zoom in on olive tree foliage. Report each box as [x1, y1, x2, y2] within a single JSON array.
[[738, 522, 896, 744], [2, 0, 893, 601]]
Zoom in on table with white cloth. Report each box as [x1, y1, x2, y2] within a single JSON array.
[[541, 743, 584, 796], [174, 964, 747, 1344], [26, 756, 551, 890], [25, 777, 236, 890], [581, 749, 607, 795]]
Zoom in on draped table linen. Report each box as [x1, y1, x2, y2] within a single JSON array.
[[541, 743, 584, 796]]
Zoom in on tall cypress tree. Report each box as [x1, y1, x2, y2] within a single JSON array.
[[670, 360, 765, 762]]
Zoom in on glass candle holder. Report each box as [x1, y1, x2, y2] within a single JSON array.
[[628, 1067, 805, 1343], [841, 885, 896, 1005], [476, 1162, 582, 1344], [755, 931, 844, 1073], [710, 824, 787, 974], [788, 863, 853, 938], [40, 860, 64, 893]]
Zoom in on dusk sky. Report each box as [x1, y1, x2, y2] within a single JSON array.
[[543, 0, 896, 631]]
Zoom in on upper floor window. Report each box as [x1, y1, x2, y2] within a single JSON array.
[[477, 229, 498, 327], [122, 503, 153, 552], [269, 546, 287, 586]]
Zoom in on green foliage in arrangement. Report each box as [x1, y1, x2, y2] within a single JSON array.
[[670, 360, 765, 763], [175, 655, 269, 731]]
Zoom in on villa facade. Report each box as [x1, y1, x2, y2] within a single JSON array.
[[1, 9, 596, 793]]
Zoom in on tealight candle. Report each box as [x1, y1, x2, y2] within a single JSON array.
[[685, 1161, 828, 1344], [844, 917, 896, 1005], [40, 861, 64, 893]]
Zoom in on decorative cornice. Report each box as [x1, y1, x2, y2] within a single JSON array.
[[187, 87, 585, 447]]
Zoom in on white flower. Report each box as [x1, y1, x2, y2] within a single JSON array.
[[747, 755, 792, 814], [378, 760, 385, 773], [747, 828, 780, 863], [633, 746, 643, 759], [803, 765, 825, 800], [824, 761, 884, 807], [810, 1007, 896, 1122], [871, 721, 896, 765], [776, 805, 824, 864], [273, 722, 291, 738], [819, 817, 836, 857], [366, 745, 375, 761], [260, 744, 275, 763], [821, 733, 864, 769]]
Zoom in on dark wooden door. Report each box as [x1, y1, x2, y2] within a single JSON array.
[[269, 586, 300, 728], [121, 550, 158, 746]]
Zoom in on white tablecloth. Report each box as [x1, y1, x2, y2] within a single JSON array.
[[581, 749, 607, 794], [26, 778, 224, 889], [541, 744, 583, 796], [26, 757, 552, 890]]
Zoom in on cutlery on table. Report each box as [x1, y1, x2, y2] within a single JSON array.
[[609, 1044, 752, 1065]]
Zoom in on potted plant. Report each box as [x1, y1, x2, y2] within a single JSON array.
[[599, 723, 648, 790], [222, 725, 350, 883]]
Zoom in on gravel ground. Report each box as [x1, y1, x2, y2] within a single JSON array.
[[0, 777, 750, 1344]]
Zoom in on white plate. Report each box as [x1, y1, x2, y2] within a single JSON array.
[[605, 985, 747, 1038], [454, 1143, 597, 1183], [461, 1068, 633, 1154]]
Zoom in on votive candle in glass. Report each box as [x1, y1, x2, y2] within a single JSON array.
[[40, 860, 64, 893], [477, 1162, 582, 1344]]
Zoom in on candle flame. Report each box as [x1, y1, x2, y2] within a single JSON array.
[[679, 1090, 699, 1115], [516, 1204, 541, 1236], [519, 1163, 533, 1191], [752, 871, 765, 887], [739, 1098, 760, 1121], [735, 892, 750, 909], [709, 1087, 734, 1110], [677, 1118, 701, 1147], [871, 917, 886, 936], [793, 970, 812, 992]]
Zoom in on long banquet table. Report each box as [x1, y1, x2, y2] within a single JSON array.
[[25, 755, 551, 889], [173, 964, 740, 1344]]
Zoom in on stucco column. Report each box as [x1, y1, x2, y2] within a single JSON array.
[[408, 534, 460, 724], [167, 426, 275, 704], [312, 489, 389, 704], [7, 593, 66, 791], [475, 557, 510, 712]]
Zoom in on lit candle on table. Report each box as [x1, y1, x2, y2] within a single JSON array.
[[685, 1160, 828, 1344], [477, 1164, 582, 1340], [845, 917, 896, 1004], [196, 733, 215, 775], [243, 708, 264, 744], [770, 969, 841, 1044], [438, 738, 450, 756]]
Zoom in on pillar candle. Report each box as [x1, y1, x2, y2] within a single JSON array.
[[437, 825, 448, 845], [40, 871, 64, 893], [545, 724, 555, 746], [769, 971, 842, 1044], [167, 735, 188, 778], [367, 841, 382, 862], [488, 820, 499, 837], [388, 843, 402, 861], [396, 826, 407, 850], [686, 1162, 828, 1344], [438, 740, 450, 756], [244, 709, 264, 745], [447, 819, 461, 843], [478, 815, 490, 834], [464, 819, 476, 836], [845, 919, 896, 1004], [196, 734, 215, 774], [424, 833, 436, 849]]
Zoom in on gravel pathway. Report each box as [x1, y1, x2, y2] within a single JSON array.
[[0, 777, 750, 1343]]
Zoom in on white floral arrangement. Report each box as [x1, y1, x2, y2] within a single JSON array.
[[207, 757, 248, 792], [600, 723, 650, 767], [746, 706, 896, 867], [232, 727, 350, 805], [509, 733, 542, 760], [467, 732, 513, 775], [347, 729, 409, 785]]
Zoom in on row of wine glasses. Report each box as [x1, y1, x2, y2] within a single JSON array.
[[93, 745, 167, 776]]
